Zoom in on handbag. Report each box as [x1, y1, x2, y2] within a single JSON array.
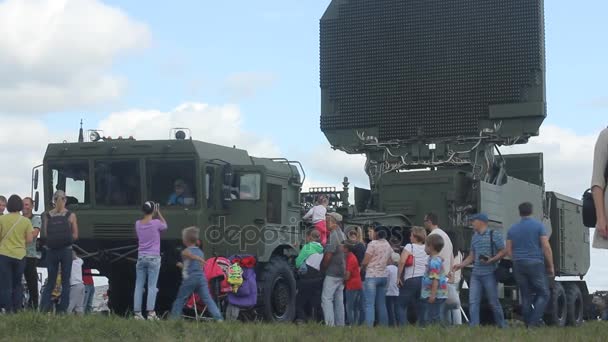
[[490, 230, 511, 284], [404, 244, 414, 267], [445, 282, 459, 307]]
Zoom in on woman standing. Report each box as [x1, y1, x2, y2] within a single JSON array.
[[361, 226, 394, 327], [133, 201, 167, 320], [592, 127, 608, 248], [396, 226, 428, 325], [0, 195, 34, 313]]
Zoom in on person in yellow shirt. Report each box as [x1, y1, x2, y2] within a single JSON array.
[[0, 195, 34, 313]]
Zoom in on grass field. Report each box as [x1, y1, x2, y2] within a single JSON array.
[[0, 313, 605, 342]]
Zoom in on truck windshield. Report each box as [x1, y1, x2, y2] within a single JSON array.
[[49, 160, 90, 206], [95, 160, 141, 207]]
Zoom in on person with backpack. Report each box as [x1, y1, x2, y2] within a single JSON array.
[[0, 195, 34, 313], [40, 190, 79, 313], [591, 127, 608, 247]]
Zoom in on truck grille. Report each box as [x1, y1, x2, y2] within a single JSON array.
[[94, 224, 135, 239]]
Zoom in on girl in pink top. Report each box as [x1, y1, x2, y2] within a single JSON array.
[[133, 201, 167, 320]]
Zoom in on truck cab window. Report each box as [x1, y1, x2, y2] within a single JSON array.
[[95, 160, 141, 206], [49, 160, 90, 206], [147, 160, 196, 207], [206, 167, 215, 209], [267, 183, 282, 223], [232, 173, 261, 200]]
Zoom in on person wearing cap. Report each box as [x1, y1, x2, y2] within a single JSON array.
[[168, 179, 190, 206], [506, 202, 553, 328], [320, 212, 346, 326], [453, 213, 507, 328]]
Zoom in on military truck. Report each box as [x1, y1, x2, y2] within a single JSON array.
[[33, 131, 305, 321], [317, 0, 592, 326]]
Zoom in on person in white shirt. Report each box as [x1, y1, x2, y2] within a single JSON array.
[[397, 226, 429, 325], [386, 253, 401, 326], [423, 212, 454, 324], [302, 196, 329, 245], [67, 252, 85, 315]]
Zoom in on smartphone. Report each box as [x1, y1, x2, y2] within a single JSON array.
[[479, 254, 490, 262]]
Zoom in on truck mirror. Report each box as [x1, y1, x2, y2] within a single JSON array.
[[34, 192, 40, 212], [33, 169, 39, 190]]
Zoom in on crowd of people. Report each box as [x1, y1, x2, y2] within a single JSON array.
[[299, 196, 558, 328]]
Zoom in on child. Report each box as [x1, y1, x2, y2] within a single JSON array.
[[421, 234, 449, 326], [386, 252, 400, 326], [67, 252, 85, 315], [343, 242, 363, 326], [170, 227, 223, 321], [302, 196, 329, 245], [295, 229, 324, 273]]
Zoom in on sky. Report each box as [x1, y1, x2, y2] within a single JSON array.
[[0, 0, 606, 290]]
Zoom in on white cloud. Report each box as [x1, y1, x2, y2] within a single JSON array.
[[222, 72, 278, 100], [0, 0, 150, 113], [503, 124, 599, 198], [98, 102, 281, 157]]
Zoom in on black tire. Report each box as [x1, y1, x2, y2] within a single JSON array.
[[258, 257, 297, 322], [545, 282, 567, 327], [107, 264, 135, 316], [565, 284, 584, 326]]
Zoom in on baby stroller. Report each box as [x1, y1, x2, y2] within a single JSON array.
[[183, 257, 231, 321]]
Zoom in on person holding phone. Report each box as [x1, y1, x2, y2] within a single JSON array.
[[133, 201, 167, 320], [453, 213, 507, 328]]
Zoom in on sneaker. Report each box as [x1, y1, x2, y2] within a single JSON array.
[[134, 312, 145, 320], [147, 312, 159, 321]]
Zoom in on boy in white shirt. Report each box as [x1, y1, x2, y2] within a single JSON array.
[[386, 252, 400, 326], [67, 252, 85, 315]]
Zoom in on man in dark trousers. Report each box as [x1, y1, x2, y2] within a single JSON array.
[[506, 202, 554, 327]]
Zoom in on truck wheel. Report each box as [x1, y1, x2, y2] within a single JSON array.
[[565, 284, 584, 326], [108, 265, 135, 316], [545, 282, 567, 327], [259, 257, 296, 322]]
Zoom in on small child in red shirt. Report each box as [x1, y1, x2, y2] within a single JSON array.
[[343, 242, 363, 326]]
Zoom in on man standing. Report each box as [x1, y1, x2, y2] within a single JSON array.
[[320, 212, 346, 326], [507, 202, 554, 327], [423, 212, 454, 323], [22, 197, 42, 310], [453, 213, 507, 328]]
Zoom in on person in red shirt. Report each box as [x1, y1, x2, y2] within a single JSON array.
[[82, 268, 95, 314], [343, 242, 363, 325]]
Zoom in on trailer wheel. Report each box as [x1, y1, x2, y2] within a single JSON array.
[[259, 257, 296, 322], [565, 284, 584, 326], [545, 282, 567, 327]]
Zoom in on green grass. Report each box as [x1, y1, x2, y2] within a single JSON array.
[[0, 313, 606, 342]]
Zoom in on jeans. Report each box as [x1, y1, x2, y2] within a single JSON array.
[[170, 273, 223, 321], [24, 257, 39, 310], [513, 260, 550, 327], [84, 284, 95, 314], [345, 289, 363, 325], [321, 275, 345, 326], [133, 255, 162, 313], [398, 276, 423, 326], [67, 283, 85, 314], [386, 296, 400, 326], [445, 283, 463, 325], [363, 277, 388, 327], [40, 247, 73, 313], [469, 273, 506, 328], [422, 299, 446, 326], [0, 255, 26, 313]]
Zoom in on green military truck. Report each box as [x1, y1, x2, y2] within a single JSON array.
[[33, 132, 305, 321]]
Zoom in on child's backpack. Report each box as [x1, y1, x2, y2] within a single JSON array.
[[227, 262, 244, 293], [204, 257, 232, 294]]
